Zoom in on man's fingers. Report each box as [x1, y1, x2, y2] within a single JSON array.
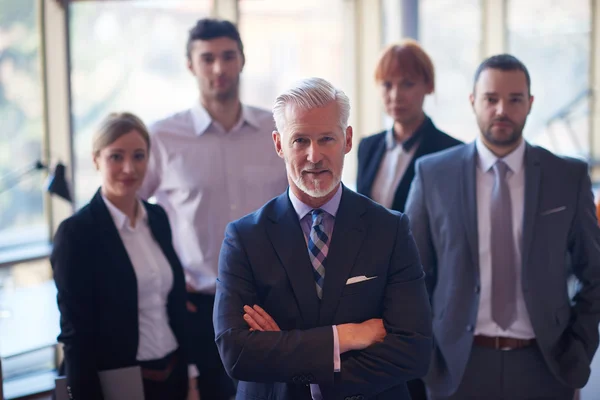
[[253, 305, 280, 330], [243, 313, 264, 331], [243, 305, 269, 328], [186, 301, 197, 313]]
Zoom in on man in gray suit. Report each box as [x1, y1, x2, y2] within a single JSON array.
[[405, 54, 600, 400]]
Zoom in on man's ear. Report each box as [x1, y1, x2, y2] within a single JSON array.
[[272, 131, 284, 159], [187, 57, 194, 75], [344, 126, 353, 154], [528, 95, 535, 115]]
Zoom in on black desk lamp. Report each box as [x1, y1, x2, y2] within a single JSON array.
[[0, 161, 72, 203]]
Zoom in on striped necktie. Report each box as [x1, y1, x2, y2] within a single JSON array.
[[308, 209, 329, 299]]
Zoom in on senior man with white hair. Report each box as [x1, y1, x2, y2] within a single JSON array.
[[213, 77, 433, 400]]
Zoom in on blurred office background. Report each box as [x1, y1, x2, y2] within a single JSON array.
[[0, 0, 599, 398]]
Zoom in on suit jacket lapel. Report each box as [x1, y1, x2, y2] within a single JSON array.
[[363, 137, 387, 196], [461, 143, 480, 273], [522, 144, 541, 269], [391, 120, 437, 210], [266, 192, 320, 328], [88, 190, 138, 302], [318, 187, 367, 325], [145, 204, 179, 280]]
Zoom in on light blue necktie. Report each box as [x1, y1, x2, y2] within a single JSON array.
[[308, 209, 329, 299]]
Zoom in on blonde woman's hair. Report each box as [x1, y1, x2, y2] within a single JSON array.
[[93, 112, 150, 156]]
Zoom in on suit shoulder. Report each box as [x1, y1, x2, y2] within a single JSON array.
[[359, 130, 386, 148], [55, 203, 94, 235], [533, 145, 588, 169], [52, 205, 96, 258]]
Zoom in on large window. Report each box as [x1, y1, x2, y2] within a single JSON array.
[[69, 0, 211, 207], [0, 0, 48, 252], [419, 0, 482, 142], [238, 0, 349, 109], [0, 259, 59, 398], [508, 0, 591, 158], [238, 0, 355, 184]]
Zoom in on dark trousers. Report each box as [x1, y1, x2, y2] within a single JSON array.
[[187, 292, 236, 400], [428, 344, 575, 400], [141, 350, 188, 400]]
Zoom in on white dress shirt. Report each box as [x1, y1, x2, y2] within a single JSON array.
[[371, 128, 419, 209], [102, 196, 198, 377], [139, 102, 289, 294], [474, 139, 535, 339], [288, 186, 342, 400]]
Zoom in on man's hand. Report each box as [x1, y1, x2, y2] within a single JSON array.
[[243, 305, 281, 331], [186, 283, 198, 313], [186, 301, 197, 313], [187, 378, 200, 400], [186, 378, 200, 400], [337, 318, 386, 354]]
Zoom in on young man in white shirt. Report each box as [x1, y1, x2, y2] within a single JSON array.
[[139, 18, 288, 399]]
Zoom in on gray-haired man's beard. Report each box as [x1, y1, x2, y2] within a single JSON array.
[[291, 160, 343, 199]]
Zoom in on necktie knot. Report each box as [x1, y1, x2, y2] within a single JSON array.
[[312, 209, 325, 226], [493, 160, 510, 179]]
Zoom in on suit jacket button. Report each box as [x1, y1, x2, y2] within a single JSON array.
[[474, 285, 480, 294], [466, 324, 474, 332]]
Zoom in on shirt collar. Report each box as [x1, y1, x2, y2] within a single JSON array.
[[475, 137, 526, 174], [101, 194, 147, 231], [191, 101, 261, 136], [385, 115, 431, 151], [288, 184, 343, 221]]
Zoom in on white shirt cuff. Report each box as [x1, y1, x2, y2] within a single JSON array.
[[333, 325, 341, 372], [188, 364, 199, 379]]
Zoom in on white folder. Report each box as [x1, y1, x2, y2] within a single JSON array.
[[55, 366, 144, 400]]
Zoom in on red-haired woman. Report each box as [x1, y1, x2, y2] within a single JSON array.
[[356, 39, 463, 400], [357, 39, 463, 213]]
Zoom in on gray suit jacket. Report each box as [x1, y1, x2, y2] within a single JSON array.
[[405, 142, 600, 397]]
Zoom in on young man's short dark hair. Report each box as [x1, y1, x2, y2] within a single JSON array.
[[186, 18, 245, 61], [473, 54, 531, 96]]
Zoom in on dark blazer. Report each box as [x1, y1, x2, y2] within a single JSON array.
[[51, 189, 189, 400], [357, 116, 463, 212], [213, 186, 433, 400], [405, 142, 600, 397]]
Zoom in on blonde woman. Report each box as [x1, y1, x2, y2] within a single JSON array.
[[52, 113, 198, 400]]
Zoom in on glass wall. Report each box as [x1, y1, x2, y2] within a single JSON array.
[[69, 0, 211, 207], [238, 0, 349, 110], [419, 0, 482, 143], [238, 0, 354, 185], [0, 259, 58, 397], [507, 0, 591, 158], [0, 0, 48, 251]]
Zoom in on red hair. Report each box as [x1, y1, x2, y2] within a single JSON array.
[[374, 39, 435, 92]]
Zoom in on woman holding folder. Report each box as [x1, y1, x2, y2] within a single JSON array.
[[52, 113, 199, 400]]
